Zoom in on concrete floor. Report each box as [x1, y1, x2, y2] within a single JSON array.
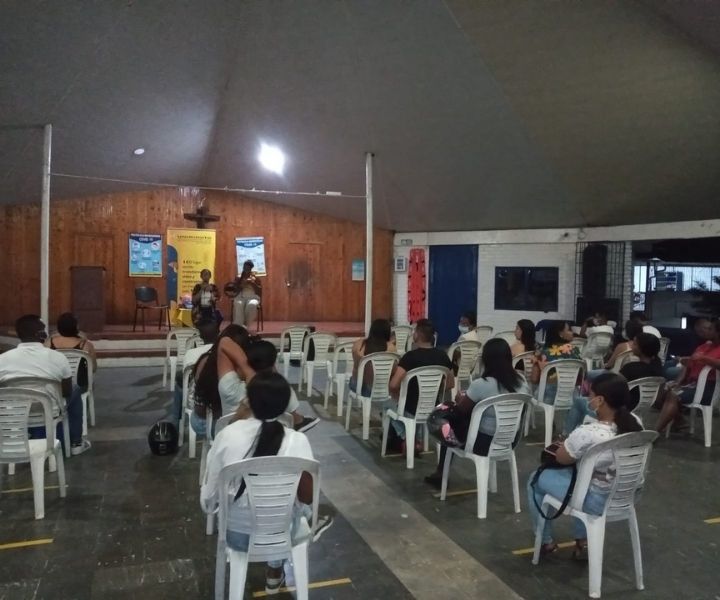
[[1, 366, 718, 599]]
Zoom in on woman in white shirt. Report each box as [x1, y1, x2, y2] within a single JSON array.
[[527, 372, 643, 559], [201, 371, 332, 594]]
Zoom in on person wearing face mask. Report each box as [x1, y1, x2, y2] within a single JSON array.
[[0, 314, 89, 455], [531, 321, 582, 404], [457, 311, 481, 343], [528, 372, 643, 559]]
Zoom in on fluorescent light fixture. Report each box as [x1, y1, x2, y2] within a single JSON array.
[[258, 143, 285, 174], [133, 147, 145, 156], [681, 317, 687, 329]]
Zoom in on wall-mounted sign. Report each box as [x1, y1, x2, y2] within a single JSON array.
[[129, 233, 162, 277]]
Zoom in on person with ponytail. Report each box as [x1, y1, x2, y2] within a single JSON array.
[[527, 372, 642, 560], [201, 371, 333, 594]]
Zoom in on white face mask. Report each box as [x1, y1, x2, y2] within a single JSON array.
[[458, 325, 470, 334]]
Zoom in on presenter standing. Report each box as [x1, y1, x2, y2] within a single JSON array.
[[233, 260, 262, 329], [192, 269, 221, 326]]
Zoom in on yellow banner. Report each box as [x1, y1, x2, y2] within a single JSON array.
[[166, 228, 216, 304]]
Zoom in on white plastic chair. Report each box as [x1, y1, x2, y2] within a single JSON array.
[[381, 366, 449, 469], [0, 377, 70, 460], [658, 337, 671, 364], [345, 351, 399, 440], [211, 456, 320, 600], [526, 359, 585, 447], [492, 331, 517, 345], [532, 430, 658, 598], [163, 328, 200, 391], [582, 332, 614, 371], [58, 348, 96, 430], [570, 337, 587, 354], [324, 341, 354, 416], [474, 326, 494, 344], [391, 325, 413, 355], [440, 393, 531, 518], [0, 387, 67, 519], [179, 358, 202, 456], [302, 333, 337, 398], [514, 351, 535, 384], [447, 340, 482, 397], [627, 377, 665, 419], [279, 326, 311, 383], [687, 366, 720, 447], [610, 350, 637, 374]]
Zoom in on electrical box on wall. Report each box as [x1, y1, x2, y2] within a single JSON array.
[[394, 256, 408, 272]]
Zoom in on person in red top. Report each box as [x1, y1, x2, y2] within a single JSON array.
[[655, 318, 720, 433]]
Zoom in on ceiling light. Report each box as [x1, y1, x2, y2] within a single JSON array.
[[258, 143, 285, 174], [133, 147, 145, 156]]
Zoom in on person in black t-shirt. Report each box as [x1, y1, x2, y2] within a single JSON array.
[[386, 319, 454, 453], [563, 332, 663, 434]]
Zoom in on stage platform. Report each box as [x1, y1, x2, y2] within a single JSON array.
[[0, 321, 365, 366]]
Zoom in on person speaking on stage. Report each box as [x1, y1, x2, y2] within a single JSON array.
[[192, 269, 221, 325]]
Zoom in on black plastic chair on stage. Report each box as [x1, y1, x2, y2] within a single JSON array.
[[133, 286, 171, 332]]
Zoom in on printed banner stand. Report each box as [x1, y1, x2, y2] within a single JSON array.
[[166, 228, 217, 307]]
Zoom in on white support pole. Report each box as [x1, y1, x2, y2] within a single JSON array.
[[40, 124, 52, 326], [364, 152, 374, 335]]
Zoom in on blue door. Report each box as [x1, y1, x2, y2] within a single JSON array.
[[428, 245, 479, 347]]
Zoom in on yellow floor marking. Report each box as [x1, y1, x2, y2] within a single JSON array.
[[432, 488, 477, 499], [384, 451, 435, 458], [252, 577, 352, 597], [525, 442, 545, 446], [2, 485, 61, 494], [0, 538, 54, 551], [703, 516, 720, 524], [512, 541, 576, 556]]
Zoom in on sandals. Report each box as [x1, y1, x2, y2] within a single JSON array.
[[540, 542, 558, 556], [572, 539, 588, 561]]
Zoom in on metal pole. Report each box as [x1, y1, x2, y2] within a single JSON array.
[[364, 152, 374, 335], [41, 124, 52, 326]]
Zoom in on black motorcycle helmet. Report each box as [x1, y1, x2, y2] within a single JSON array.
[[148, 421, 179, 455]]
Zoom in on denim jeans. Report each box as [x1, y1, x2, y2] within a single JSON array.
[[664, 365, 683, 381], [226, 503, 312, 568], [190, 411, 212, 438], [382, 399, 422, 440], [527, 467, 607, 544], [31, 384, 84, 448], [348, 376, 371, 397], [562, 395, 596, 435]]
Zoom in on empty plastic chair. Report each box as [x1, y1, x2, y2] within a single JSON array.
[[526, 359, 585, 447], [392, 325, 413, 355], [163, 328, 200, 391], [279, 326, 311, 383], [492, 330, 517, 345], [532, 431, 658, 598], [324, 341, 354, 417], [0, 387, 67, 519], [210, 456, 320, 600], [447, 340, 482, 397], [440, 393, 531, 518], [345, 351, 399, 440], [582, 332, 614, 371], [474, 325, 494, 344], [381, 366, 449, 469], [302, 333, 337, 398]]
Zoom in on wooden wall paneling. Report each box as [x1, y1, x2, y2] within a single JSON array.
[[0, 188, 394, 325]]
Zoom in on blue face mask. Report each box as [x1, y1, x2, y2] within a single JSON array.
[[458, 324, 470, 334]]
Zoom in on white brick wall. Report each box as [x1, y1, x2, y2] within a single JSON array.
[[476, 243, 577, 332]]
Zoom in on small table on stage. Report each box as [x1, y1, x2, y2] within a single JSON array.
[[170, 306, 194, 328]]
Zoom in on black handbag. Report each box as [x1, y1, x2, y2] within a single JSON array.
[[530, 442, 578, 520]]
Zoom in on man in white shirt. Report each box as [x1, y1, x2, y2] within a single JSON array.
[[171, 318, 218, 424], [0, 314, 88, 455]]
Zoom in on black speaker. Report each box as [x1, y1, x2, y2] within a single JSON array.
[[582, 245, 607, 298]]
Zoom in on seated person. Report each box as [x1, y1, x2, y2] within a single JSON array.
[[563, 333, 663, 434], [584, 320, 644, 383], [171, 318, 219, 424], [528, 373, 642, 559], [531, 321, 581, 404], [200, 372, 333, 595], [510, 319, 536, 357], [387, 319, 454, 454], [630, 310, 661, 338], [191, 269, 221, 325], [457, 311, 482, 343], [230, 340, 316, 431], [232, 260, 262, 329], [350, 318, 396, 396], [655, 318, 720, 434], [579, 311, 614, 338], [424, 338, 530, 488], [47, 313, 98, 384], [0, 314, 88, 455]]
